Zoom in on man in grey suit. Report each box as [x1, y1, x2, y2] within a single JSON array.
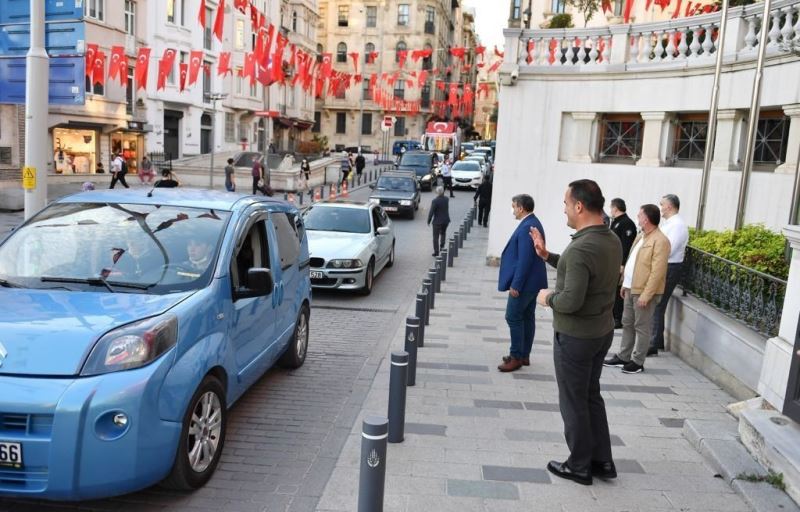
[[427, 186, 450, 256]]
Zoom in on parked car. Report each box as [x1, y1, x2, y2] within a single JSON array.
[[396, 150, 437, 191], [464, 154, 489, 174], [368, 172, 421, 218], [303, 201, 395, 295], [0, 189, 311, 500], [450, 160, 483, 189], [392, 140, 423, 156]]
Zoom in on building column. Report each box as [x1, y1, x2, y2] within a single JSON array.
[[568, 112, 598, 163], [776, 104, 800, 174], [711, 109, 743, 172], [636, 112, 669, 168]]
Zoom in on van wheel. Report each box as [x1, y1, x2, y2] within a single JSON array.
[[279, 305, 309, 369], [386, 241, 395, 268], [359, 259, 374, 295], [162, 375, 227, 490]]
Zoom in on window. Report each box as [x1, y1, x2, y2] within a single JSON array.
[[272, 213, 301, 270], [235, 19, 245, 49], [551, 0, 566, 13], [512, 0, 521, 19], [362, 113, 373, 135], [338, 5, 349, 27], [166, 0, 175, 23], [614, 0, 624, 16], [394, 116, 405, 137], [673, 116, 707, 164], [317, 43, 324, 63], [0, 148, 11, 166], [754, 113, 790, 167], [421, 84, 431, 108], [598, 115, 643, 163], [363, 79, 372, 100], [337, 42, 347, 63], [231, 221, 270, 293], [85, 0, 104, 21], [204, 8, 213, 49], [238, 121, 248, 141], [292, 11, 298, 31], [366, 6, 377, 27], [393, 79, 405, 100], [364, 42, 375, 63], [397, 4, 409, 25], [313, 111, 321, 133], [124, 1, 136, 35], [422, 43, 433, 70], [126, 66, 134, 115], [425, 7, 435, 34], [85, 75, 104, 96], [336, 113, 347, 134], [225, 113, 235, 142], [395, 41, 407, 63], [249, 80, 257, 97], [202, 60, 211, 102]]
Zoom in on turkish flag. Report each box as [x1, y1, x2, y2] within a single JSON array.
[[92, 51, 106, 86], [624, 0, 634, 21], [271, 33, 288, 83], [198, 0, 206, 28], [234, 0, 248, 12], [157, 48, 177, 90], [348, 52, 359, 74], [477, 83, 489, 99], [243, 52, 256, 83], [213, 0, 225, 42], [218, 52, 232, 76], [259, 23, 275, 67], [450, 47, 466, 62], [396, 50, 408, 69], [188, 50, 203, 85], [367, 51, 378, 64], [418, 70, 428, 88], [448, 83, 458, 106], [250, 2, 258, 30], [109, 45, 125, 81], [671, 0, 682, 18], [321, 53, 332, 79], [179, 63, 188, 91], [494, 46, 505, 58], [135, 47, 151, 90], [85, 43, 98, 78]]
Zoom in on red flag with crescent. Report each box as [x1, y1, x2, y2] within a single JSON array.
[[134, 47, 151, 90], [271, 33, 288, 83], [367, 51, 378, 64], [198, 0, 206, 28], [213, 0, 225, 42], [450, 47, 466, 62], [321, 53, 332, 79], [157, 48, 177, 90], [348, 52, 359, 75], [418, 70, 428, 88], [179, 63, 188, 91], [494, 46, 504, 58], [85, 43, 98, 78], [109, 45, 125, 81], [188, 50, 203, 85], [218, 52, 232, 76], [396, 50, 408, 69], [243, 52, 255, 83], [234, 0, 248, 12], [92, 50, 106, 86], [624, 0, 635, 22]]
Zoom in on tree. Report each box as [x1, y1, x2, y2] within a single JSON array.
[[567, 0, 602, 27]]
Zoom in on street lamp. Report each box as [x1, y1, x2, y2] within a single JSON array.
[[205, 92, 228, 189], [523, 0, 533, 29]]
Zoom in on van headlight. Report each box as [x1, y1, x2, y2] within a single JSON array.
[[368, 198, 380, 205], [81, 315, 178, 375], [400, 200, 412, 206]]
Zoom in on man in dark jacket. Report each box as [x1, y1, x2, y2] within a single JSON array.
[[609, 198, 637, 328], [427, 186, 450, 257], [497, 194, 548, 372], [473, 176, 492, 227], [355, 152, 366, 180]]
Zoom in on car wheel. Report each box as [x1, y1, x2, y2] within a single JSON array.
[[386, 241, 395, 268], [359, 259, 375, 295], [162, 375, 227, 490], [279, 305, 310, 369]]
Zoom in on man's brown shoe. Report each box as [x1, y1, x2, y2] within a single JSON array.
[[502, 355, 530, 366], [498, 357, 523, 372]]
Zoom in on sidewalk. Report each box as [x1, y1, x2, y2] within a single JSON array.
[[317, 225, 759, 512]]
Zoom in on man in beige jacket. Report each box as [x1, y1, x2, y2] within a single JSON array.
[[604, 204, 670, 374]]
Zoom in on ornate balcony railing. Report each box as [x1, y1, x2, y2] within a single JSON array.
[[681, 246, 786, 337]]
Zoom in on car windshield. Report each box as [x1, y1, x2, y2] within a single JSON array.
[[0, 202, 231, 294], [452, 162, 481, 172], [376, 177, 416, 192], [302, 206, 370, 234], [399, 154, 431, 167], [466, 156, 485, 163]]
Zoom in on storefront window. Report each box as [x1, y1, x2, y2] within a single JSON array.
[[111, 133, 142, 174], [53, 128, 97, 174]]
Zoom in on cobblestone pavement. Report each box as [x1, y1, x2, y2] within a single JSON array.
[[316, 221, 757, 512], [0, 176, 476, 511]]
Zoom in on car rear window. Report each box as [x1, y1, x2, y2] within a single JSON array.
[[376, 177, 416, 192], [302, 206, 370, 234], [399, 153, 431, 167]]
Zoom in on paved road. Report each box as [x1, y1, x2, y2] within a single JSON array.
[[0, 182, 479, 512]]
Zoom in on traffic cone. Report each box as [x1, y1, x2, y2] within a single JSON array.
[[329, 184, 337, 200], [314, 187, 321, 202], [341, 181, 349, 198], [288, 193, 295, 203]]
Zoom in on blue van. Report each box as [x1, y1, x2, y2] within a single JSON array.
[[392, 140, 422, 156], [0, 189, 311, 500]]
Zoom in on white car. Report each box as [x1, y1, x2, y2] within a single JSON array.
[[450, 160, 483, 189], [464, 154, 488, 174], [303, 201, 395, 295]]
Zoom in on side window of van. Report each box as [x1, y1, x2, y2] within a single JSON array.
[[272, 212, 301, 270], [231, 220, 270, 292]]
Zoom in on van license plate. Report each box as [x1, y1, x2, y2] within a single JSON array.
[[384, 207, 397, 212], [0, 442, 22, 468], [310, 271, 324, 279]]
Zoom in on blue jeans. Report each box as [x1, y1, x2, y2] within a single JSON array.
[[505, 291, 538, 359]]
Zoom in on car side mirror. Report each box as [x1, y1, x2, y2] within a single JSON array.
[[376, 226, 391, 236], [234, 268, 273, 300]]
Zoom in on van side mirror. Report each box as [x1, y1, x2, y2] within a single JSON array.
[[234, 268, 273, 300], [376, 226, 391, 236]]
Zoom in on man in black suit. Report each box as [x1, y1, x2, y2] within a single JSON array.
[[473, 176, 492, 227], [427, 186, 450, 256], [609, 198, 637, 328]]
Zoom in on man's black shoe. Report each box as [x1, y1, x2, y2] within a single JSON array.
[[547, 460, 592, 485], [591, 460, 617, 480], [647, 346, 659, 357], [621, 361, 644, 374], [603, 355, 626, 367], [614, 321, 623, 329]]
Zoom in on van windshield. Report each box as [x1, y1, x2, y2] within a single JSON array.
[[399, 154, 430, 167]]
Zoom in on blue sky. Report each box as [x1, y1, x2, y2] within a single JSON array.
[[464, 0, 506, 50]]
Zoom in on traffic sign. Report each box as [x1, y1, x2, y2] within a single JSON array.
[[22, 166, 36, 190]]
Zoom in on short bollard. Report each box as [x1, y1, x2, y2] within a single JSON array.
[[449, 239, 457, 261], [388, 351, 408, 443], [415, 292, 427, 342], [299, 191, 304, 205], [472, 207, 477, 221], [437, 254, 446, 282], [432, 263, 442, 293], [466, 216, 472, 233], [358, 416, 388, 512], [458, 229, 464, 249], [283, 191, 288, 201], [404, 317, 420, 387], [423, 278, 434, 311], [462, 222, 468, 240], [428, 269, 439, 297], [453, 233, 461, 254]]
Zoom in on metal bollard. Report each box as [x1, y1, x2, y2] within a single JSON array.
[[423, 278, 434, 311], [452, 234, 460, 256], [415, 292, 427, 343], [358, 416, 388, 512], [428, 268, 439, 296], [436, 255, 446, 282], [466, 216, 472, 233], [283, 191, 288, 201], [462, 222, 468, 240], [472, 207, 477, 221], [404, 317, 419, 387], [388, 351, 408, 443], [459, 225, 466, 246], [447, 241, 455, 266], [299, 191, 304, 205], [431, 263, 442, 293]]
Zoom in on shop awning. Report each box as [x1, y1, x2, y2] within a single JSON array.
[[274, 116, 293, 128], [293, 118, 314, 130]]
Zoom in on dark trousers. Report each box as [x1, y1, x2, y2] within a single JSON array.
[[109, 173, 129, 189], [432, 223, 448, 255], [613, 285, 624, 325], [553, 330, 614, 473], [506, 292, 537, 359], [252, 176, 268, 195], [341, 169, 351, 185], [650, 262, 683, 350], [478, 201, 490, 226], [443, 176, 454, 196]]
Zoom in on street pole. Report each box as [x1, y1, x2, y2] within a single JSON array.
[[263, 82, 271, 186], [207, 93, 227, 189], [695, 0, 730, 232], [24, 0, 49, 219], [735, 0, 773, 230]]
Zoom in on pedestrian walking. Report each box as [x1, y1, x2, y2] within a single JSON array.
[[609, 198, 637, 328], [109, 152, 130, 189], [426, 186, 450, 257], [473, 176, 492, 227], [252, 157, 270, 195], [224, 158, 236, 192], [139, 156, 155, 185], [604, 204, 670, 374], [531, 179, 622, 486], [300, 158, 311, 191], [440, 159, 454, 197], [340, 152, 353, 185], [497, 194, 547, 372], [649, 194, 689, 355], [355, 152, 366, 180]]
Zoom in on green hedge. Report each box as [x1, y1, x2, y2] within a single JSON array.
[[689, 225, 788, 280]]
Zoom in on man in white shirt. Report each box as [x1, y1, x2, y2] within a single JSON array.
[[440, 159, 454, 197], [649, 194, 689, 355]]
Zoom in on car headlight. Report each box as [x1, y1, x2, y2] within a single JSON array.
[[399, 200, 412, 206], [420, 175, 431, 182], [327, 259, 363, 269], [81, 315, 178, 376], [368, 198, 380, 205]]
